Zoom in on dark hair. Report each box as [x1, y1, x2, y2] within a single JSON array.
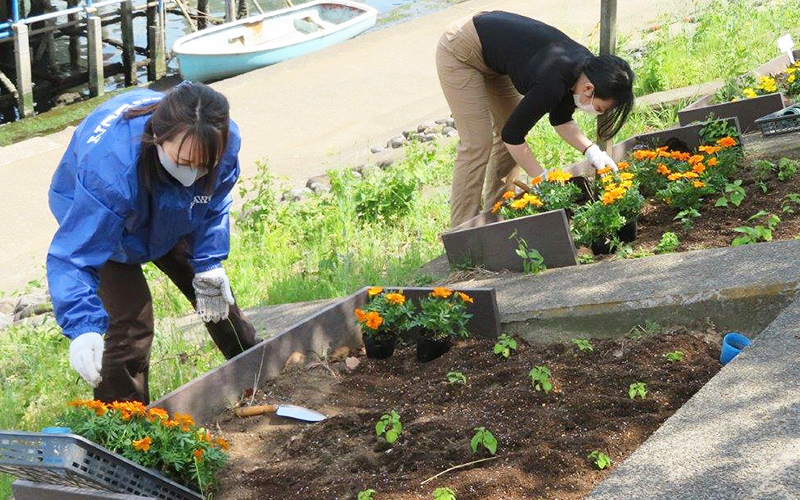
[[125, 82, 230, 195], [583, 55, 635, 141]]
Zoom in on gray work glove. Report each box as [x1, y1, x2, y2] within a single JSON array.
[[192, 267, 235, 323]]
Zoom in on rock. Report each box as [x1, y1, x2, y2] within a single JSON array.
[[435, 118, 450, 125], [14, 291, 48, 315], [0, 298, 17, 316], [13, 302, 53, 322], [442, 126, 456, 136], [350, 170, 362, 178], [308, 182, 329, 194], [0, 312, 11, 331], [330, 345, 351, 361], [445, 117, 456, 128], [345, 357, 361, 372], [54, 92, 82, 107], [284, 351, 306, 370], [306, 174, 330, 189], [444, 129, 459, 138], [417, 121, 437, 133], [402, 130, 416, 139], [425, 124, 445, 135], [377, 158, 395, 169], [388, 136, 408, 149], [419, 133, 436, 143], [281, 187, 312, 202], [370, 145, 385, 154]]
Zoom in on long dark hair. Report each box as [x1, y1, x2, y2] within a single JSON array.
[[125, 82, 230, 195], [583, 55, 635, 141]]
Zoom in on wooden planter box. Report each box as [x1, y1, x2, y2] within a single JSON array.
[[678, 50, 800, 133], [441, 209, 578, 273]]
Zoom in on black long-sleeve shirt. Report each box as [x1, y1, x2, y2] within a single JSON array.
[[473, 11, 592, 144]]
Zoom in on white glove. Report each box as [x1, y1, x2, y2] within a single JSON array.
[[584, 144, 618, 173], [192, 267, 235, 323], [69, 332, 104, 387]]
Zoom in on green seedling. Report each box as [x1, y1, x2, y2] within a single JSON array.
[[358, 489, 377, 500], [753, 159, 776, 179], [654, 232, 679, 254], [470, 427, 498, 455], [778, 157, 798, 182], [629, 382, 647, 400], [510, 231, 546, 275], [433, 487, 456, 500], [674, 208, 700, 230], [375, 411, 403, 444], [665, 351, 685, 363], [732, 211, 780, 246], [588, 450, 613, 470], [577, 254, 595, 264], [572, 338, 594, 352], [446, 371, 467, 385], [781, 193, 800, 214], [530, 366, 553, 394], [616, 244, 654, 259], [715, 179, 745, 208], [493, 334, 518, 359], [629, 320, 660, 339]]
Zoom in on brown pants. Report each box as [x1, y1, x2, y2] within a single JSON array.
[[436, 16, 524, 228], [94, 241, 259, 405]]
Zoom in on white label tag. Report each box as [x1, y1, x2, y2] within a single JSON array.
[[778, 34, 795, 64]]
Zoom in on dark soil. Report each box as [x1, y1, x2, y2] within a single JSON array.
[[215, 327, 723, 500], [607, 152, 800, 256]]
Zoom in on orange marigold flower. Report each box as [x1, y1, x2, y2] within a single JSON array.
[[148, 408, 169, 421], [693, 180, 706, 188], [617, 161, 630, 170], [385, 292, 406, 305], [530, 175, 543, 186], [667, 173, 681, 182], [633, 150, 657, 160], [163, 420, 180, 429], [707, 157, 718, 167], [193, 449, 204, 462], [596, 166, 612, 175], [132, 436, 152, 452], [521, 193, 543, 207], [670, 151, 691, 161], [364, 311, 383, 330], [716, 136, 737, 148], [457, 292, 474, 303], [431, 287, 453, 299], [174, 412, 195, 430], [215, 437, 230, 451], [657, 150, 672, 158], [687, 155, 705, 165], [501, 190, 516, 200], [692, 163, 706, 174], [681, 171, 699, 179], [367, 287, 383, 297], [510, 199, 528, 210], [698, 145, 721, 154], [601, 191, 622, 205], [656, 163, 671, 175], [354, 308, 366, 322], [546, 169, 573, 183], [655, 146, 669, 152], [197, 430, 212, 443], [491, 201, 502, 213]]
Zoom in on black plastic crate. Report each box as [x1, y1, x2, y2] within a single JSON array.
[[0, 432, 201, 500], [755, 103, 800, 136]]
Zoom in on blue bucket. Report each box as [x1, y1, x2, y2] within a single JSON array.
[[41, 426, 72, 434], [720, 332, 751, 365]]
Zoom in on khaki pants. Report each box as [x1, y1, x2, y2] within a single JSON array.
[[436, 16, 523, 228], [94, 240, 259, 405]]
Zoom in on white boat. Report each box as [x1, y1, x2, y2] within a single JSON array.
[[172, 0, 378, 82]]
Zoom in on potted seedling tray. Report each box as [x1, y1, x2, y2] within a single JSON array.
[[678, 50, 800, 133], [754, 103, 800, 136], [441, 208, 578, 273], [0, 431, 201, 500]]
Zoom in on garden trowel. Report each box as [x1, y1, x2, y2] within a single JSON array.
[[233, 404, 326, 422]]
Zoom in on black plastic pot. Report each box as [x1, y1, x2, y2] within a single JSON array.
[[618, 217, 638, 243], [416, 336, 452, 362], [364, 335, 397, 360], [590, 238, 613, 255]]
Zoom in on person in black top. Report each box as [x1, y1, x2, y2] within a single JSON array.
[[436, 10, 635, 227]]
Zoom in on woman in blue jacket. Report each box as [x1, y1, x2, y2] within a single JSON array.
[[47, 82, 258, 404]]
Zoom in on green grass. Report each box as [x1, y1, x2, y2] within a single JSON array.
[[0, 88, 131, 147]]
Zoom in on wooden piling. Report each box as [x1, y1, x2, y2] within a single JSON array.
[[86, 13, 104, 97], [598, 0, 617, 151], [197, 0, 208, 29], [225, 0, 235, 23], [67, 0, 79, 69], [120, 0, 136, 86], [12, 23, 34, 118], [147, 2, 166, 80]]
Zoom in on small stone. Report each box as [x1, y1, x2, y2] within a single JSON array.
[[308, 182, 329, 194], [345, 357, 360, 372], [306, 174, 330, 189], [0, 312, 11, 331], [14, 292, 48, 314], [417, 121, 437, 133], [370, 145, 385, 154], [613, 349, 624, 358], [0, 298, 16, 316], [377, 158, 395, 169], [435, 118, 449, 125], [54, 92, 82, 107], [330, 346, 351, 361], [402, 130, 415, 139], [442, 126, 456, 136], [284, 351, 306, 370], [419, 133, 436, 143], [446, 117, 456, 128], [388, 136, 408, 149], [444, 129, 459, 138], [350, 170, 362, 178], [425, 124, 445, 135]]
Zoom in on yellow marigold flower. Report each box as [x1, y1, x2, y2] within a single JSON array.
[[657, 163, 671, 175], [364, 311, 383, 330], [790, 74, 797, 84], [522, 193, 543, 207], [667, 173, 681, 182], [367, 287, 383, 297], [546, 169, 573, 183], [698, 145, 721, 155], [502, 190, 516, 200], [193, 449, 204, 462], [619, 172, 635, 181], [687, 154, 704, 165], [633, 150, 657, 160], [385, 292, 406, 305], [692, 163, 706, 174], [621, 180, 634, 188], [682, 171, 699, 179], [601, 175, 614, 184], [148, 408, 169, 421], [610, 187, 627, 198], [716, 137, 737, 148], [617, 161, 630, 170], [693, 180, 706, 188], [510, 199, 528, 210], [596, 166, 612, 175], [742, 88, 758, 99], [491, 201, 502, 213], [132, 436, 152, 452], [707, 157, 718, 167], [354, 308, 366, 322], [530, 175, 543, 186], [431, 287, 453, 299], [457, 292, 474, 303], [605, 182, 618, 191], [215, 437, 230, 451]]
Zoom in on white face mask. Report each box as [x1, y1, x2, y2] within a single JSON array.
[[573, 91, 602, 116], [156, 144, 206, 187]]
